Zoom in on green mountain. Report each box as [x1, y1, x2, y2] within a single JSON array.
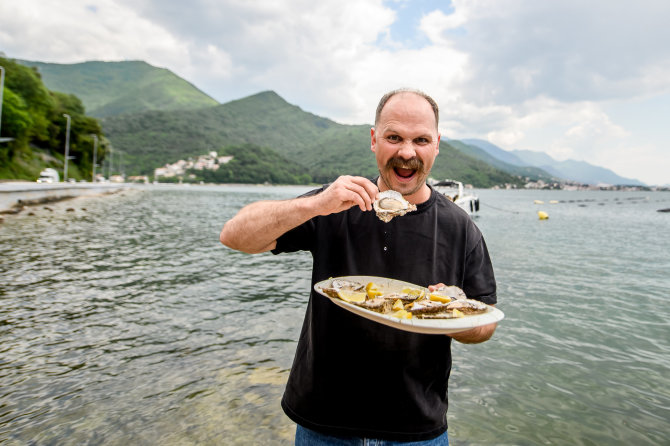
[[101, 90, 525, 187], [17, 60, 218, 117]]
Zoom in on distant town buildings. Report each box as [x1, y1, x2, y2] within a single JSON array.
[[521, 178, 660, 191], [154, 152, 234, 179], [127, 175, 150, 184], [489, 178, 663, 191]]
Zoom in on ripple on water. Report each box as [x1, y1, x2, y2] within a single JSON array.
[[2, 187, 670, 445]]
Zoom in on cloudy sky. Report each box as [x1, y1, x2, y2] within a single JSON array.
[[1, 0, 669, 185]]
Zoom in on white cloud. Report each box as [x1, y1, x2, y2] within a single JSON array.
[[444, 0, 670, 104], [1, 0, 669, 184], [419, 9, 463, 45], [598, 143, 669, 185], [0, 0, 189, 66]]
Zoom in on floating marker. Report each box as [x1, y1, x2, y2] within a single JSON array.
[[538, 211, 549, 220]]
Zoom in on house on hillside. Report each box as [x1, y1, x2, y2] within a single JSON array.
[[154, 152, 235, 180]]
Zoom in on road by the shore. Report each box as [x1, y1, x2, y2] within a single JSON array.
[[0, 181, 130, 213]]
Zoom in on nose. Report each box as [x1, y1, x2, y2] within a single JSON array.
[[396, 140, 417, 159]]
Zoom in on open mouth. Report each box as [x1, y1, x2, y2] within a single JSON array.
[[393, 167, 417, 180], [387, 157, 424, 182]]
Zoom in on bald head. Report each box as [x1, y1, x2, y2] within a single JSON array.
[[375, 89, 439, 130]]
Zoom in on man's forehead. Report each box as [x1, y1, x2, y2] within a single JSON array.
[[379, 92, 437, 128]]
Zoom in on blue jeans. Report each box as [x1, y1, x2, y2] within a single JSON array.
[[295, 425, 449, 446]]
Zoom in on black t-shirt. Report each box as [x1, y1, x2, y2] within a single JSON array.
[[272, 184, 497, 441]]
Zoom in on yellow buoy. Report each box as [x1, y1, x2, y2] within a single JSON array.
[[534, 200, 544, 204], [538, 211, 549, 220]]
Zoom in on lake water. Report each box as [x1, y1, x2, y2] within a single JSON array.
[[1, 184, 669, 445]]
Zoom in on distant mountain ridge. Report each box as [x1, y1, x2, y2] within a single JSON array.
[[102, 90, 524, 186], [447, 139, 558, 182], [17, 60, 218, 117], [9, 58, 641, 186], [462, 138, 645, 186]]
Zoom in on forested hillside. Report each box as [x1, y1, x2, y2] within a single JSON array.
[[0, 56, 106, 181], [103, 91, 525, 187], [18, 60, 218, 117], [4, 57, 532, 187]]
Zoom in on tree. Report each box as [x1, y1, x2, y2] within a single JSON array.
[[0, 56, 106, 180]]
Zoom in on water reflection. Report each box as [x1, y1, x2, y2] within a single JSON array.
[[1, 186, 669, 445]]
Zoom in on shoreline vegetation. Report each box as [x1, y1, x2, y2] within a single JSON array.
[[0, 57, 107, 183]]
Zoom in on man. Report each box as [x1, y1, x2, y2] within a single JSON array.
[[220, 89, 497, 444]]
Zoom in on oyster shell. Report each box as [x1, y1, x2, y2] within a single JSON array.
[[410, 298, 488, 318], [373, 190, 417, 223], [321, 279, 365, 298], [445, 298, 488, 313], [380, 291, 423, 304], [357, 297, 393, 313], [408, 300, 450, 315]]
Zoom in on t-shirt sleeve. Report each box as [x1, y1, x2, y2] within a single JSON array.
[[271, 186, 325, 255], [272, 218, 317, 254], [463, 236, 497, 305]]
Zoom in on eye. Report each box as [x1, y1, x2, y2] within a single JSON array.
[[414, 137, 430, 145], [386, 135, 401, 143]]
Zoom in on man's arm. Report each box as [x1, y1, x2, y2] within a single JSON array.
[[219, 176, 379, 254], [427, 283, 497, 344], [448, 322, 497, 344]]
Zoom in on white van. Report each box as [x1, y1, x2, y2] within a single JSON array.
[[37, 168, 60, 183]]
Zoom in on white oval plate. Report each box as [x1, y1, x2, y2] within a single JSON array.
[[314, 275, 504, 335]]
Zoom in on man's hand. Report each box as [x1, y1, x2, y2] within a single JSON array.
[[311, 176, 379, 216], [428, 283, 497, 344]]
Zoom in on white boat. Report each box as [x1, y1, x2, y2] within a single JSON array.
[[432, 179, 480, 216]]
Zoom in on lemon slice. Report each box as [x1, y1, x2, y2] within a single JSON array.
[[392, 299, 404, 311], [401, 287, 425, 298], [429, 293, 452, 303], [337, 290, 367, 303], [365, 282, 383, 298], [391, 309, 412, 319]]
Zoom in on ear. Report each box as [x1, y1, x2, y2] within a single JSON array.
[[370, 127, 377, 154], [436, 133, 441, 156]]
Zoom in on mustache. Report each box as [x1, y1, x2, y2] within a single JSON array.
[[385, 157, 425, 173]]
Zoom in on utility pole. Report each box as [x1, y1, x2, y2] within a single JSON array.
[[117, 149, 123, 181], [0, 66, 5, 137], [90, 134, 98, 182], [107, 144, 114, 181], [63, 114, 71, 182]]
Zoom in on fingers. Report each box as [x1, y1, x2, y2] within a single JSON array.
[[327, 176, 378, 213], [428, 283, 446, 292], [345, 176, 378, 211]]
